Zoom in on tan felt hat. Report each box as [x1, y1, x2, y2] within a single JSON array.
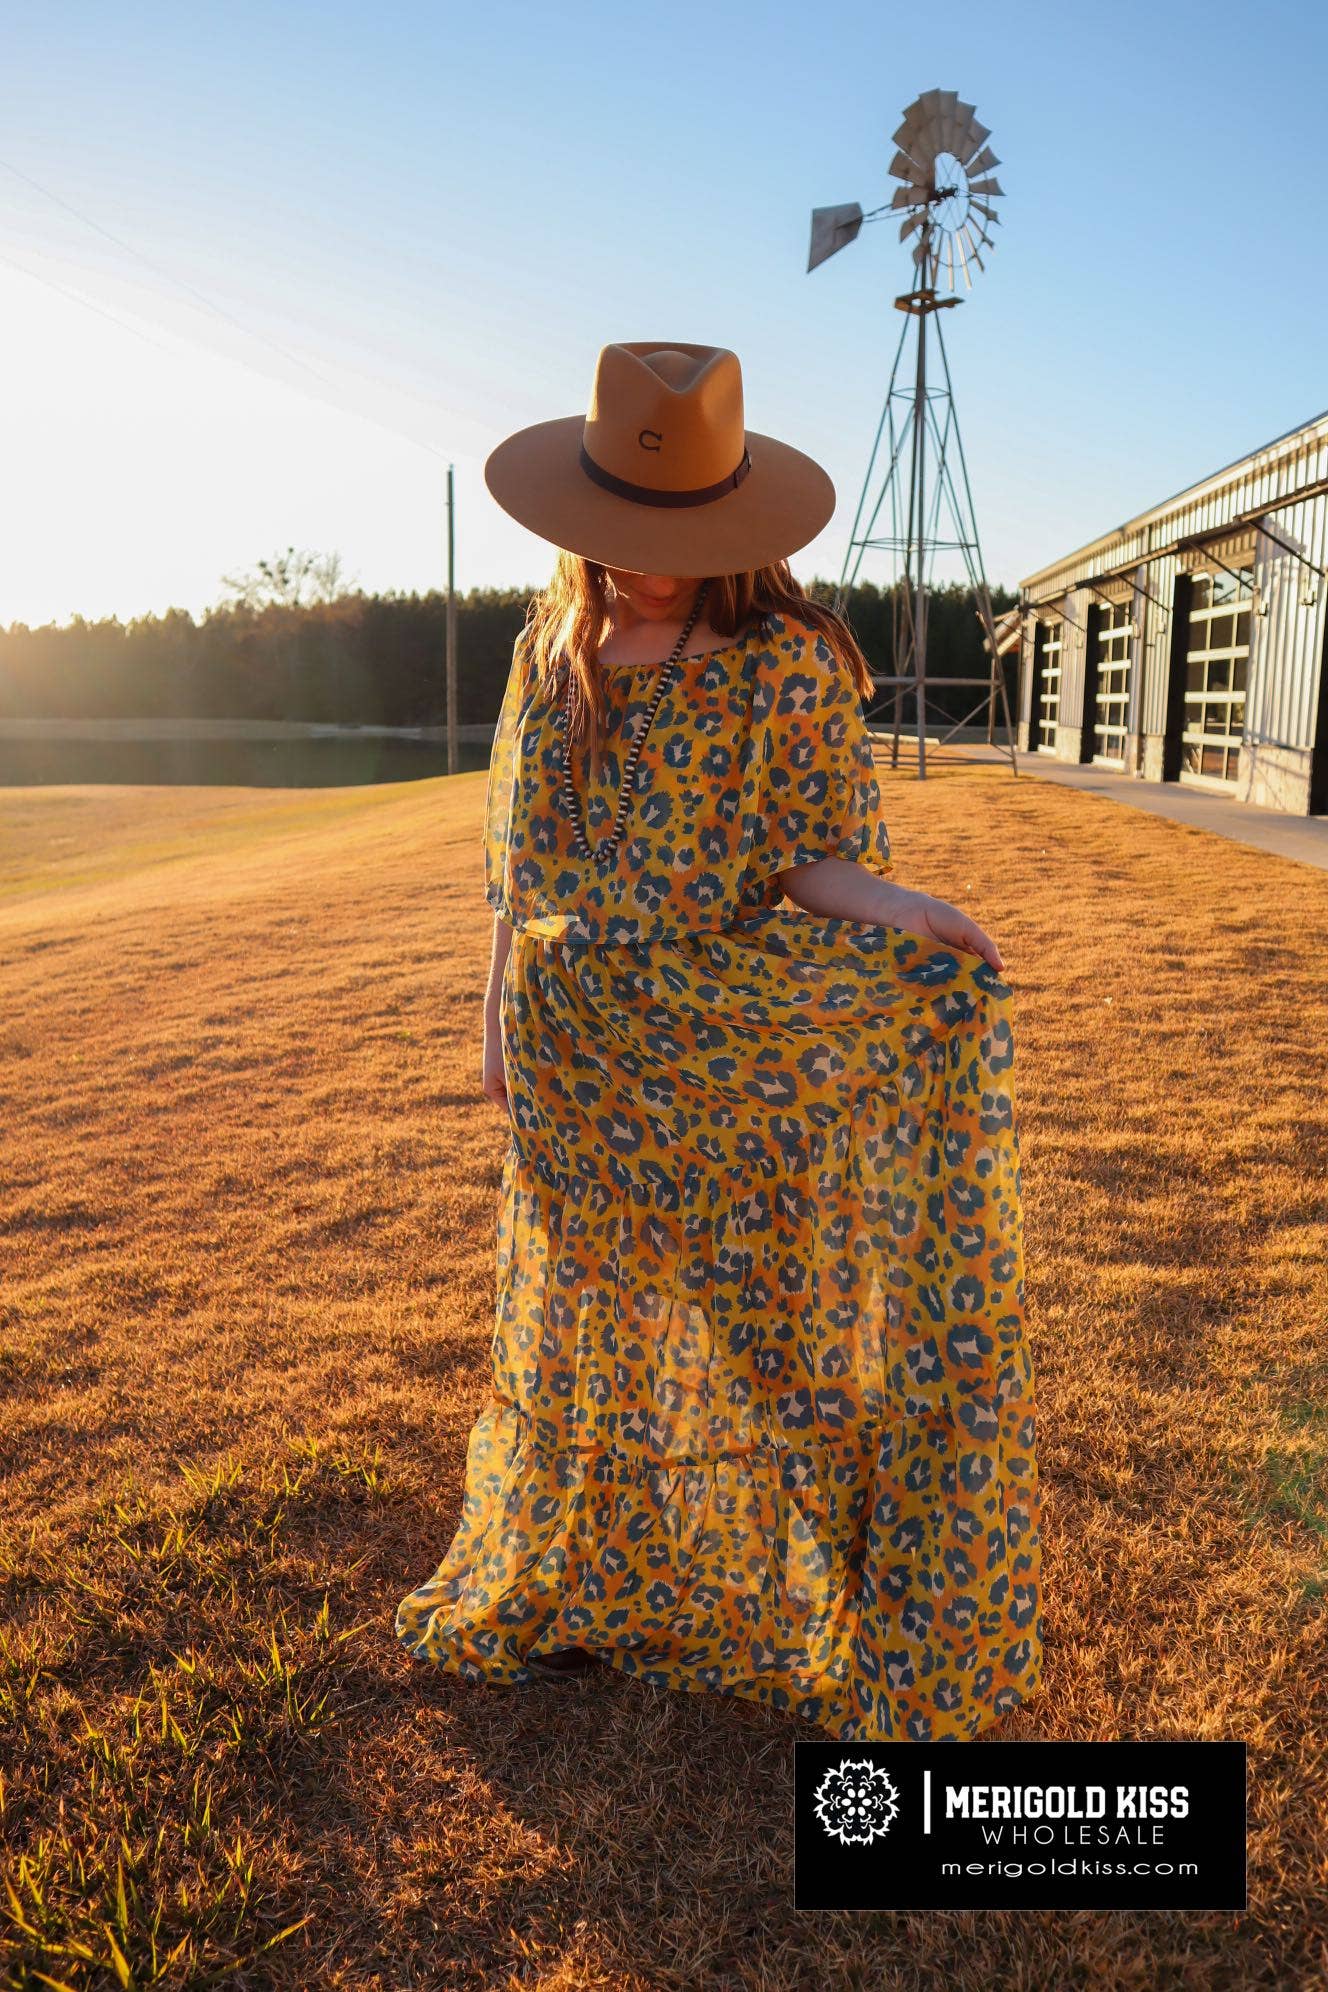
[[483, 341, 836, 578]]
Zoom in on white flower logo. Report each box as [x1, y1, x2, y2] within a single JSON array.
[[813, 1757, 901, 1846]]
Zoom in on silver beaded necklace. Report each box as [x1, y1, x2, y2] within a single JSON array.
[[559, 578, 712, 870]]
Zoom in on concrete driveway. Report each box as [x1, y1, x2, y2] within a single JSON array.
[[876, 737, 1328, 873]]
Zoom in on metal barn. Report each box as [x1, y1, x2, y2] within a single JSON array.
[[1016, 408, 1328, 815]]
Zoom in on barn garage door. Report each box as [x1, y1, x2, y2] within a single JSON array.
[[1032, 618, 1062, 749], [1090, 598, 1133, 766], [1180, 558, 1251, 787]]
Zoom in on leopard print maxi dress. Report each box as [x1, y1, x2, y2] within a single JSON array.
[[394, 608, 1044, 1743]]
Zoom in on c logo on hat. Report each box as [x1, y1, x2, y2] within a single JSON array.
[[638, 428, 663, 451]]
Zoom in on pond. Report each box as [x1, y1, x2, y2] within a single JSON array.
[[0, 733, 494, 788]]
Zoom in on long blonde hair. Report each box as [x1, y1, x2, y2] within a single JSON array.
[[518, 552, 875, 769]]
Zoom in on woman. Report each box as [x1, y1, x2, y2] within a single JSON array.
[[395, 341, 1043, 1743]]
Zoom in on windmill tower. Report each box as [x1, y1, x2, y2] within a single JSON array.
[[809, 87, 1020, 779]]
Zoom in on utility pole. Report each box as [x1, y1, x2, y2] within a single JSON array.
[[446, 463, 458, 776]]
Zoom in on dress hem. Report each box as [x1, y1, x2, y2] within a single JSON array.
[[393, 1616, 1045, 1746]]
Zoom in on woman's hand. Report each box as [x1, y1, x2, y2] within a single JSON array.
[[892, 887, 1006, 973], [482, 1009, 511, 1118]]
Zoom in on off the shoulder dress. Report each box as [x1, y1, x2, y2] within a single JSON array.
[[394, 608, 1043, 1743]]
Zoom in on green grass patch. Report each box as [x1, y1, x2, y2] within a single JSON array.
[[1228, 1385, 1328, 1609], [0, 1438, 395, 1988]]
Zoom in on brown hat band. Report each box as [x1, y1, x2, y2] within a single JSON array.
[[577, 442, 753, 509]]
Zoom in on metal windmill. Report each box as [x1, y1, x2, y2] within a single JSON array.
[[809, 87, 1020, 779]]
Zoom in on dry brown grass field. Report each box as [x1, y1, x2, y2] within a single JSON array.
[[2, 763, 1326, 1990]]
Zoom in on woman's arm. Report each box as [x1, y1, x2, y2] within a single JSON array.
[[481, 914, 514, 1116], [777, 858, 1006, 974]]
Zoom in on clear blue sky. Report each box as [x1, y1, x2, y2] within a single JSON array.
[[3, 0, 1324, 629]]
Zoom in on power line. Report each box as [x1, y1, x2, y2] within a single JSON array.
[[0, 241, 180, 356], [0, 152, 363, 394], [0, 152, 456, 464]]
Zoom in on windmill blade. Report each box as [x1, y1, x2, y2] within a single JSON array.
[[970, 198, 1002, 226], [892, 108, 924, 150], [897, 92, 944, 163], [890, 183, 931, 210], [967, 145, 1000, 175], [899, 213, 923, 242], [941, 96, 973, 156], [960, 221, 992, 278], [887, 148, 928, 184], [807, 201, 864, 272], [946, 101, 970, 160], [968, 176, 1005, 197], [958, 117, 991, 159], [954, 225, 973, 287], [887, 125, 925, 172], [951, 117, 984, 162]]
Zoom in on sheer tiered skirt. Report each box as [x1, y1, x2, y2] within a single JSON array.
[[395, 908, 1043, 1742]]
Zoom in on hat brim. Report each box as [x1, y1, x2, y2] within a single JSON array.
[[483, 414, 836, 577]]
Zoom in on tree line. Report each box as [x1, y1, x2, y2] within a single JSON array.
[[0, 576, 1017, 728]]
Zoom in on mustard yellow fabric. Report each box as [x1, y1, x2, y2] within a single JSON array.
[[481, 611, 895, 943], [396, 609, 1043, 1742]]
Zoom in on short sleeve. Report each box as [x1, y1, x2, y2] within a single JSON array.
[[482, 630, 533, 916], [739, 621, 893, 891]]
